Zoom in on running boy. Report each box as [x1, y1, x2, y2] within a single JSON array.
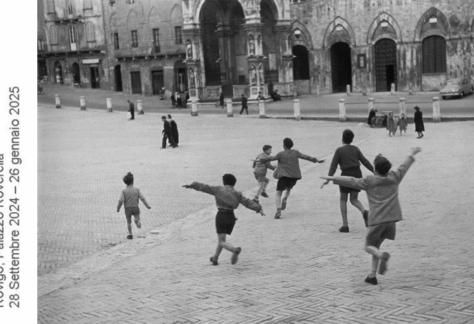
[[252, 145, 276, 202], [183, 174, 264, 266], [322, 129, 373, 233], [117, 172, 151, 239], [258, 138, 324, 219], [321, 147, 421, 285]]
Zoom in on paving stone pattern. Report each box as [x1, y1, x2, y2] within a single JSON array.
[[38, 106, 474, 323]]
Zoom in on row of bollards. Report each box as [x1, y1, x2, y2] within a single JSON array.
[[54, 94, 144, 114]]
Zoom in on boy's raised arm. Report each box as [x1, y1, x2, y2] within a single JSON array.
[[239, 194, 264, 215], [392, 147, 421, 183], [182, 181, 217, 195], [298, 151, 324, 163], [321, 175, 368, 191], [138, 190, 151, 209]]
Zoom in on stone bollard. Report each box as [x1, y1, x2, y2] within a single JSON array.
[[137, 99, 144, 114], [106, 98, 113, 112], [368, 97, 375, 113], [80, 96, 86, 110], [390, 83, 395, 95], [258, 98, 266, 118], [293, 99, 301, 120], [338, 98, 347, 121], [55, 94, 61, 109], [346, 84, 351, 96], [191, 99, 198, 116], [225, 98, 233, 117], [432, 97, 441, 122], [399, 97, 406, 115]]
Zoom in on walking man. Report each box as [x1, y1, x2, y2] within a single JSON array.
[[168, 114, 179, 147], [240, 94, 248, 115], [127, 99, 135, 120], [161, 115, 174, 149]]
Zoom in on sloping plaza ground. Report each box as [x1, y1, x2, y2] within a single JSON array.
[[38, 105, 474, 323]]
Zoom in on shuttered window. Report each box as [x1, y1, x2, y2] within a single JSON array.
[[422, 36, 446, 73]]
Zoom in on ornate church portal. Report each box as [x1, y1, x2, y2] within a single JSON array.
[[182, 0, 292, 100]]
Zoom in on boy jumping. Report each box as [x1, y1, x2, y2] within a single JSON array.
[[183, 174, 264, 266], [321, 147, 421, 284]]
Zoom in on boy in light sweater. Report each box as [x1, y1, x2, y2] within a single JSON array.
[[252, 145, 276, 202], [321, 147, 421, 285], [183, 174, 264, 266]]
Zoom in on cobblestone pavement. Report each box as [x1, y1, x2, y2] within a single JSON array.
[[38, 105, 474, 323], [38, 83, 474, 118]]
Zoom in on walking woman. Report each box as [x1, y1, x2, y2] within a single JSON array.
[[413, 106, 425, 138]]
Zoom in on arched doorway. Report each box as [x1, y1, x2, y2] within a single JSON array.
[[374, 39, 397, 91], [72, 63, 81, 85], [114, 65, 123, 91], [422, 35, 446, 74], [292, 45, 309, 80], [330, 42, 352, 92], [54, 61, 63, 84]]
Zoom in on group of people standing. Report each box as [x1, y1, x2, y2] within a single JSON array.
[[161, 115, 179, 149], [367, 106, 425, 138]]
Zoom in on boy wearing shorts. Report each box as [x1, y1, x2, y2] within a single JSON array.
[[117, 172, 151, 239], [321, 147, 421, 284], [322, 129, 374, 233], [252, 145, 276, 202], [183, 174, 264, 266], [259, 138, 324, 219]]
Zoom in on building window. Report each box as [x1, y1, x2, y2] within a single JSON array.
[[69, 25, 76, 43], [127, 0, 135, 4], [66, 0, 74, 15], [153, 28, 160, 53], [83, 0, 93, 10], [422, 35, 446, 73], [86, 23, 96, 42], [46, 0, 56, 14], [49, 26, 58, 45], [175, 26, 182, 44], [113, 32, 119, 49], [131, 30, 138, 48], [109, 0, 116, 5]]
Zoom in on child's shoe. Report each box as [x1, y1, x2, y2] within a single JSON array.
[[231, 247, 242, 265], [210, 256, 218, 266], [281, 197, 288, 210], [362, 210, 369, 227], [378, 252, 391, 275], [339, 225, 349, 233], [261, 191, 269, 198], [274, 209, 282, 219], [364, 276, 378, 285], [127, 234, 133, 239]]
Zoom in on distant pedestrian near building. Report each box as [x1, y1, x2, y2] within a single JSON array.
[[398, 112, 408, 135], [161, 115, 175, 148], [240, 94, 248, 115], [414, 106, 424, 138], [127, 100, 135, 120], [368, 108, 377, 127], [168, 114, 179, 147]]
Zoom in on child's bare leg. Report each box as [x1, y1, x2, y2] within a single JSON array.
[[369, 255, 378, 277], [217, 233, 238, 253], [127, 221, 133, 236], [340, 192, 349, 227], [275, 190, 283, 209]]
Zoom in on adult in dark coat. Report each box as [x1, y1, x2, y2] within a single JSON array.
[[127, 100, 135, 120], [367, 108, 377, 126], [413, 106, 424, 138], [219, 91, 224, 108], [161, 115, 175, 148], [239, 94, 248, 114], [168, 114, 179, 147]]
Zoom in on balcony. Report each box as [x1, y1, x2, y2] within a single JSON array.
[[115, 46, 185, 61]]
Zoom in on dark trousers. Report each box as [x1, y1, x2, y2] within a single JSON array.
[[240, 106, 248, 114], [162, 133, 176, 148], [129, 108, 135, 120]]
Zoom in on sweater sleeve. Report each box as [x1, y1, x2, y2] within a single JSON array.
[[188, 182, 217, 195], [391, 155, 415, 183], [259, 153, 279, 162], [358, 149, 374, 172], [239, 193, 262, 212], [297, 151, 317, 162], [332, 176, 368, 191], [328, 150, 340, 176]]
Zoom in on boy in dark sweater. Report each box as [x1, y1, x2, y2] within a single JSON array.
[[322, 129, 373, 232], [183, 174, 264, 265]]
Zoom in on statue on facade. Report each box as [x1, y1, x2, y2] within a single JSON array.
[[250, 65, 257, 86], [248, 34, 255, 56], [186, 41, 193, 59]]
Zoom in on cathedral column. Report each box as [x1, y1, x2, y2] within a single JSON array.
[[183, 24, 202, 100], [244, 22, 266, 99]]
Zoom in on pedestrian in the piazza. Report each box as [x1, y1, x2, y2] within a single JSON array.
[[386, 112, 397, 136], [321, 129, 373, 233], [161, 115, 175, 149], [117, 172, 151, 239], [414, 106, 425, 138], [398, 112, 408, 135], [321, 147, 422, 285], [219, 90, 224, 108], [240, 93, 248, 115], [168, 114, 179, 147], [171, 92, 176, 107], [367, 107, 377, 127], [252, 144, 276, 202], [183, 174, 264, 266], [127, 99, 135, 120], [258, 137, 325, 219]]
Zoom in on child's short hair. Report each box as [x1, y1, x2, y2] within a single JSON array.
[[123, 172, 134, 185], [262, 144, 272, 152], [374, 155, 392, 176], [161, 115, 166, 120], [167, 114, 172, 119], [283, 137, 293, 149], [222, 173, 237, 186], [342, 129, 354, 144]]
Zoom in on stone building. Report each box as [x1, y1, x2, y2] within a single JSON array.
[[39, 0, 108, 88], [103, 0, 186, 96], [290, 0, 474, 94]]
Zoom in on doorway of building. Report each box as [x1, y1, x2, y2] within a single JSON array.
[[114, 65, 123, 91], [54, 61, 63, 84], [151, 70, 164, 95], [72, 63, 81, 85], [130, 71, 142, 94], [330, 42, 352, 92], [90, 66, 100, 88], [374, 39, 397, 92]]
